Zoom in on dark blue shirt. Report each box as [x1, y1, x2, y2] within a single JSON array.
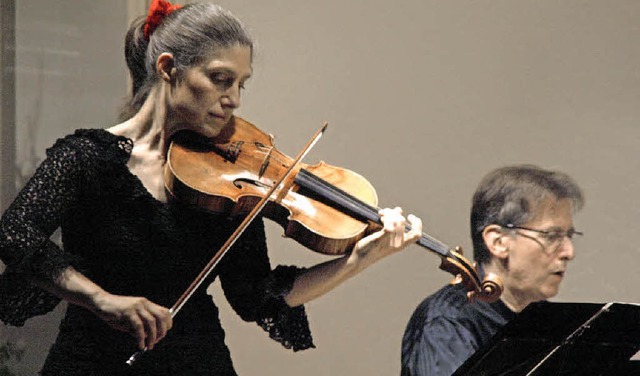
[[401, 283, 515, 376]]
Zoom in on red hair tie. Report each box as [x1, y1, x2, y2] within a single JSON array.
[[143, 0, 182, 40]]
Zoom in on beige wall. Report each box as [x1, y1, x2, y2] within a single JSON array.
[[3, 1, 639, 375]]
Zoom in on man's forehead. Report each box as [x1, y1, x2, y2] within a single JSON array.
[[526, 197, 574, 226]]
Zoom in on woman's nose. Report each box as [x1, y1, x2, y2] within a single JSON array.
[[221, 84, 241, 109]]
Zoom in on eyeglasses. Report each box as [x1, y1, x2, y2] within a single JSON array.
[[502, 223, 583, 251]]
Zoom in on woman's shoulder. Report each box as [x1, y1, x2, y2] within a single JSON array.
[[46, 128, 133, 163]]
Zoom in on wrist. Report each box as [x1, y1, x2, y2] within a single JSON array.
[[87, 288, 111, 314], [347, 246, 381, 273]]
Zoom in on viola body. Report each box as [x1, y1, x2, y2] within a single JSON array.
[[164, 116, 378, 255]]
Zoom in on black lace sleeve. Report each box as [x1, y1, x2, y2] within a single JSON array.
[[217, 218, 315, 351], [0, 133, 95, 326]]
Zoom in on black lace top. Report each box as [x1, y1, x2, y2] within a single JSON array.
[[0, 129, 314, 375]]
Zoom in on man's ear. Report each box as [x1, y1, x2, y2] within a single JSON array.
[[157, 52, 176, 83], [482, 225, 510, 260]]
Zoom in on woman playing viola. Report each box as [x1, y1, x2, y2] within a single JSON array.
[[0, 1, 422, 375]]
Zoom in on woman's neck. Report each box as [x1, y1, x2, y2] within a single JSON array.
[[108, 84, 167, 153], [107, 84, 171, 202]]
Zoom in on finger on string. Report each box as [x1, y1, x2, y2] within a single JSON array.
[[406, 214, 423, 241], [380, 207, 402, 232], [393, 209, 407, 247]]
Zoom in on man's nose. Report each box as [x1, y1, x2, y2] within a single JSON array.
[[557, 236, 576, 260]]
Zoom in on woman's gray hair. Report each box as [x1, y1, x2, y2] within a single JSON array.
[[120, 3, 253, 120]]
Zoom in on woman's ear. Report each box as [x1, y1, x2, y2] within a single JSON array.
[[157, 52, 176, 83], [482, 225, 510, 260]]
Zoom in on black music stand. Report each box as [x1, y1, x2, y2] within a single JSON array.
[[452, 301, 640, 376]]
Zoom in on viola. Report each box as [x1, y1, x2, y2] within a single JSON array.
[[164, 116, 502, 302]]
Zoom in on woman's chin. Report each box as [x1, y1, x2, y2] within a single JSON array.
[[202, 117, 232, 137], [166, 124, 218, 141]]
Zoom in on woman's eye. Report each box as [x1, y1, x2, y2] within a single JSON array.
[[211, 74, 233, 87]]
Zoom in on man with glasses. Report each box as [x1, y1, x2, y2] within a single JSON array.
[[401, 165, 584, 376]]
